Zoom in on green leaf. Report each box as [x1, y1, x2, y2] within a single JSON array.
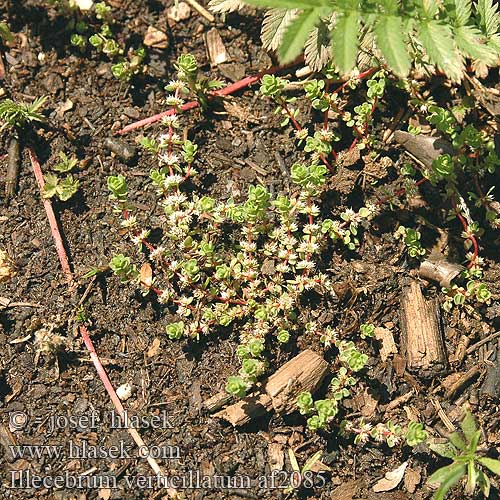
[[261, 9, 299, 51], [429, 441, 459, 459], [42, 174, 59, 199], [208, 0, 244, 13], [454, 25, 498, 64], [0, 22, 14, 42], [304, 18, 332, 71], [331, 10, 359, 74], [419, 20, 464, 80], [374, 15, 410, 76], [278, 8, 323, 63], [448, 432, 466, 451], [478, 457, 500, 476], [245, 0, 327, 9], [477, 469, 491, 497], [57, 174, 79, 201], [302, 450, 322, 472], [460, 411, 477, 444], [428, 462, 466, 500], [453, 0, 472, 26], [476, 0, 500, 37]]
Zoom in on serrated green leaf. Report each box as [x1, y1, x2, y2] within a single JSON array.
[[454, 25, 498, 63], [261, 9, 299, 51], [478, 457, 500, 476], [208, 0, 244, 13], [332, 10, 359, 74], [304, 19, 332, 71], [477, 0, 500, 37], [374, 15, 410, 76], [245, 0, 326, 8], [428, 462, 466, 500], [453, 0, 472, 26], [278, 8, 324, 63], [419, 20, 464, 80]]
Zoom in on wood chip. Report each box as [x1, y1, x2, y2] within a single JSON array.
[[354, 387, 379, 417], [374, 327, 398, 362], [205, 28, 228, 66], [267, 443, 284, 471], [167, 2, 191, 22], [400, 279, 447, 375], [403, 467, 421, 494], [419, 256, 463, 288], [373, 462, 408, 492], [330, 480, 360, 500], [143, 26, 169, 49], [55, 99, 74, 118], [140, 262, 152, 288], [147, 338, 161, 358]]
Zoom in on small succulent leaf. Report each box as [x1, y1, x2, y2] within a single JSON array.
[[42, 174, 59, 199]]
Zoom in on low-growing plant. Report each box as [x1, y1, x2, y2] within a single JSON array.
[[0, 96, 47, 131], [42, 152, 80, 201], [428, 411, 500, 499], [167, 53, 224, 111]]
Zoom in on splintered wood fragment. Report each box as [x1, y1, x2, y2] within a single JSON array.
[[213, 350, 328, 426], [394, 131, 456, 168], [268, 443, 284, 471], [205, 28, 228, 66], [480, 346, 500, 398], [0, 424, 18, 462], [444, 364, 483, 400], [400, 280, 447, 376], [203, 391, 233, 413], [5, 136, 20, 199], [419, 256, 464, 288]]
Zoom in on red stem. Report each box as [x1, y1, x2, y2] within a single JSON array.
[[450, 197, 479, 269], [28, 147, 75, 289], [116, 62, 301, 136]]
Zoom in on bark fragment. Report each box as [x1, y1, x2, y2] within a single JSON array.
[[399, 279, 447, 376]]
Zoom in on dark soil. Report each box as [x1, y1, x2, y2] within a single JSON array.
[[0, 1, 499, 499]]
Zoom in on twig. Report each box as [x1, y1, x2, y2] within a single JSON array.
[[466, 331, 500, 355], [116, 61, 302, 135], [184, 0, 215, 22], [79, 325, 178, 498], [5, 136, 20, 199], [28, 147, 75, 289]]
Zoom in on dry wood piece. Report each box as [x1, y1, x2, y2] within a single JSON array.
[[394, 130, 456, 168], [5, 136, 20, 199], [399, 279, 447, 376], [203, 391, 233, 413], [481, 346, 500, 398], [419, 256, 464, 288], [213, 349, 328, 426], [444, 364, 483, 400], [205, 28, 228, 66]]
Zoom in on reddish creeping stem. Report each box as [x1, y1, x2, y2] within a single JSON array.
[[115, 60, 303, 136], [28, 147, 75, 289], [450, 197, 479, 269]]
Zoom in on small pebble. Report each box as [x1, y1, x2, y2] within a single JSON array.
[[116, 383, 134, 401], [104, 138, 136, 162]]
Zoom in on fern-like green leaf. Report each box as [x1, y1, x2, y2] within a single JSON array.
[[304, 19, 332, 70], [419, 20, 464, 80], [261, 8, 299, 51], [374, 14, 410, 76], [453, 0, 472, 26], [477, 0, 500, 37], [245, 0, 326, 9], [454, 25, 498, 64], [208, 0, 244, 13], [331, 10, 359, 74], [278, 8, 324, 63]]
